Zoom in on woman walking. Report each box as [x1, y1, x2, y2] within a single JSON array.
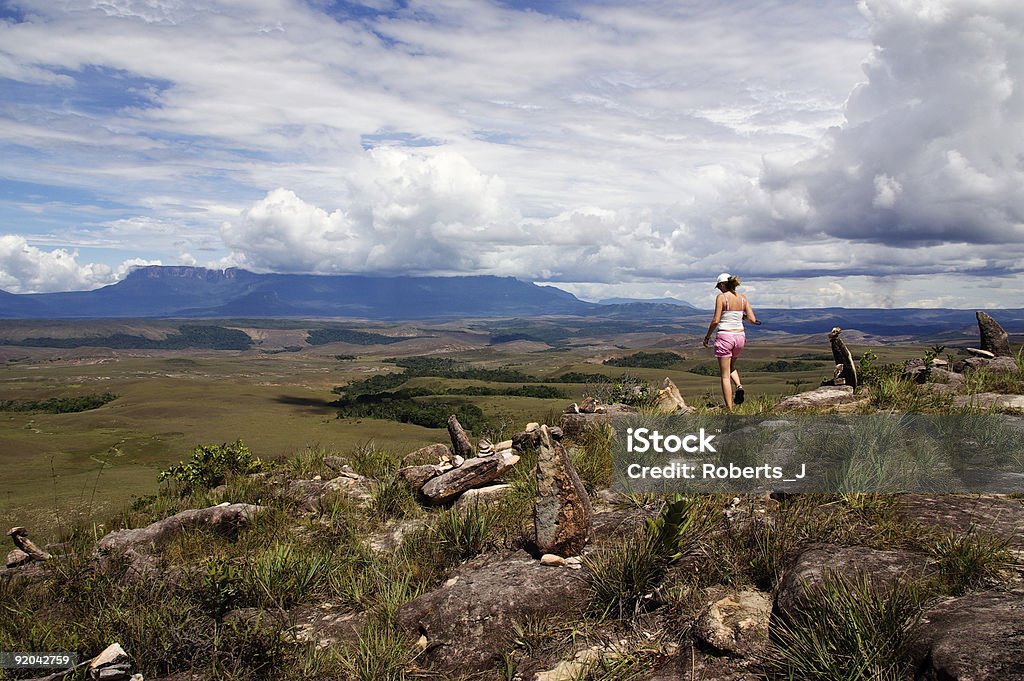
[[703, 273, 759, 411]]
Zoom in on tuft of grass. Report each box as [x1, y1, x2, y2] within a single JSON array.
[[372, 475, 422, 520], [571, 422, 614, 494], [586, 530, 665, 620], [349, 441, 404, 480], [433, 504, 493, 562], [586, 495, 713, 620], [285, 443, 338, 478], [767, 571, 928, 681], [245, 541, 333, 609], [928, 527, 1016, 594], [339, 619, 417, 681]]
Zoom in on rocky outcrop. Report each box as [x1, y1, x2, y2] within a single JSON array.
[[952, 355, 1019, 374], [908, 588, 1024, 680], [88, 643, 135, 681], [534, 425, 593, 557], [286, 468, 376, 511], [776, 385, 856, 412], [452, 484, 513, 513], [396, 463, 446, 490], [774, 544, 931, 620], [898, 495, 1024, 548], [6, 548, 31, 568], [401, 443, 451, 466], [396, 550, 589, 677], [977, 311, 1012, 357], [97, 502, 260, 576]]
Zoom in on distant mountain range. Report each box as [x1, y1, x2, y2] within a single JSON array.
[[1, 266, 1022, 339], [0, 266, 593, 319], [597, 296, 697, 308]]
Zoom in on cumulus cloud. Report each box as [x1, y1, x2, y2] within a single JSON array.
[[1, 0, 1021, 307], [736, 0, 1024, 249], [221, 148, 519, 274], [0, 235, 159, 292]]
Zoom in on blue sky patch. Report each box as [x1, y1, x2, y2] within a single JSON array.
[[361, 131, 443, 150]]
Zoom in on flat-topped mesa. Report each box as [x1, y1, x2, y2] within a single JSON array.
[[977, 311, 1012, 357]]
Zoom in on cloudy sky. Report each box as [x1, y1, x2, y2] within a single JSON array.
[[0, 0, 1021, 308]]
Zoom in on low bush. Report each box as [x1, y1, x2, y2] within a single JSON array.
[[159, 440, 267, 495]]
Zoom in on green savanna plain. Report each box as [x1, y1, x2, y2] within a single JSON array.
[[0, 321, 934, 540]]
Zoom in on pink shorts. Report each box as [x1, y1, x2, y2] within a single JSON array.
[[714, 331, 745, 358]]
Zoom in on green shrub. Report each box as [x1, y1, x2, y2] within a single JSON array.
[[159, 440, 266, 494]]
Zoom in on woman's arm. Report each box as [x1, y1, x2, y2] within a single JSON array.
[[703, 295, 724, 347], [743, 296, 760, 325]]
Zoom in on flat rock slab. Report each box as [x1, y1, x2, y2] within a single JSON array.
[[396, 550, 589, 677], [419, 452, 519, 504], [909, 588, 1024, 680], [774, 544, 932, 620], [953, 393, 1024, 412], [776, 385, 856, 412], [899, 494, 1024, 548]]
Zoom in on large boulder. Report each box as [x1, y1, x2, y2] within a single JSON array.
[[977, 311, 1012, 357], [908, 588, 1024, 680], [776, 385, 856, 412], [396, 550, 589, 677], [419, 451, 519, 504], [774, 544, 931, 621], [534, 425, 593, 556]]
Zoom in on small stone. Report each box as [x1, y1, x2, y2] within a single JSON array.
[[312, 475, 322, 481], [541, 553, 567, 566], [89, 643, 128, 669], [444, 576, 459, 587], [6, 548, 31, 568]]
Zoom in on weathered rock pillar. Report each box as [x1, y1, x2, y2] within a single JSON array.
[[977, 311, 1011, 357], [534, 425, 592, 557]]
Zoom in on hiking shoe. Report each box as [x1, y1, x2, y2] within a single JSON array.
[[734, 386, 745, 405]]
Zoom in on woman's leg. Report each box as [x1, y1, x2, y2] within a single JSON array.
[[718, 356, 734, 410], [730, 358, 741, 388]]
